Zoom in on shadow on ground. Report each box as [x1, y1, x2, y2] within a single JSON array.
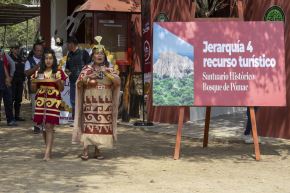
[[0, 104, 289, 192]]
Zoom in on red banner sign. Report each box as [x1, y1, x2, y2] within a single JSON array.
[[153, 21, 286, 106]]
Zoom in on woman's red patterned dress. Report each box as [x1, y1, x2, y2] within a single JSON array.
[[32, 70, 67, 125]]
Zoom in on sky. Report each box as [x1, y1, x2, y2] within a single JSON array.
[[153, 23, 194, 62]]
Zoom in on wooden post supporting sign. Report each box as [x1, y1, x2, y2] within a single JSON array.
[[249, 107, 261, 161], [172, 0, 264, 161], [173, 107, 185, 160], [174, 106, 261, 161], [203, 106, 211, 148]]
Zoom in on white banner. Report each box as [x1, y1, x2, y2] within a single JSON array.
[[60, 78, 73, 124], [59, 58, 73, 124]]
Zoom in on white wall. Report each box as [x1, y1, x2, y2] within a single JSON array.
[[51, 0, 67, 42], [190, 107, 246, 121]]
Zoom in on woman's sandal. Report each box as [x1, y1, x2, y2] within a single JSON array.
[[80, 154, 89, 161], [94, 155, 104, 160], [94, 147, 104, 160], [43, 157, 51, 161]]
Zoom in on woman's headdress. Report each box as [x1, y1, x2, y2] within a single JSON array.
[[93, 36, 105, 52], [92, 36, 119, 74]]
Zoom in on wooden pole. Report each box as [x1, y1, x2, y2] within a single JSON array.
[[0, 92, 2, 121], [191, 1, 196, 19], [2, 25, 7, 48], [249, 107, 261, 161], [203, 106, 211, 148], [26, 20, 29, 48], [0, 25, 5, 120], [174, 107, 185, 160]]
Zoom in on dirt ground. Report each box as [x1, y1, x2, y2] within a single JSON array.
[[1, 105, 290, 193]]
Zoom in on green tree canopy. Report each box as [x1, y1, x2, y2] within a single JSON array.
[[0, 0, 39, 48]]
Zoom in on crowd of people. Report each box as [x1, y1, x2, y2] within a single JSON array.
[[0, 35, 256, 161], [0, 36, 120, 161]]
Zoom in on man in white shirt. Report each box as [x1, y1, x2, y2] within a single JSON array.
[[51, 36, 64, 64], [24, 42, 43, 134]]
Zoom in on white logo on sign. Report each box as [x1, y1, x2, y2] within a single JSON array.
[[144, 40, 151, 62]]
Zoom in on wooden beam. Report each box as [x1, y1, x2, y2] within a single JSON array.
[[191, 1, 196, 20], [0, 19, 27, 23], [40, 0, 51, 47], [237, 0, 244, 20], [0, 10, 39, 14], [2, 25, 7, 47], [0, 23, 21, 26]]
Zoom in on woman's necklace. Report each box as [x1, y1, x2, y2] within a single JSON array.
[[92, 64, 102, 71], [92, 64, 104, 79], [44, 69, 53, 79]]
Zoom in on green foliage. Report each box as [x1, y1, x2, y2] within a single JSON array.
[[0, 19, 39, 48], [0, 0, 39, 48], [0, 0, 35, 4], [195, 0, 230, 17], [153, 74, 194, 106]]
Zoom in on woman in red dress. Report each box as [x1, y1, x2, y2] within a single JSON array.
[[31, 49, 66, 161]]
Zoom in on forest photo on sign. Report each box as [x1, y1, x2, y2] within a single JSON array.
[[153, 23, 194, 106]]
